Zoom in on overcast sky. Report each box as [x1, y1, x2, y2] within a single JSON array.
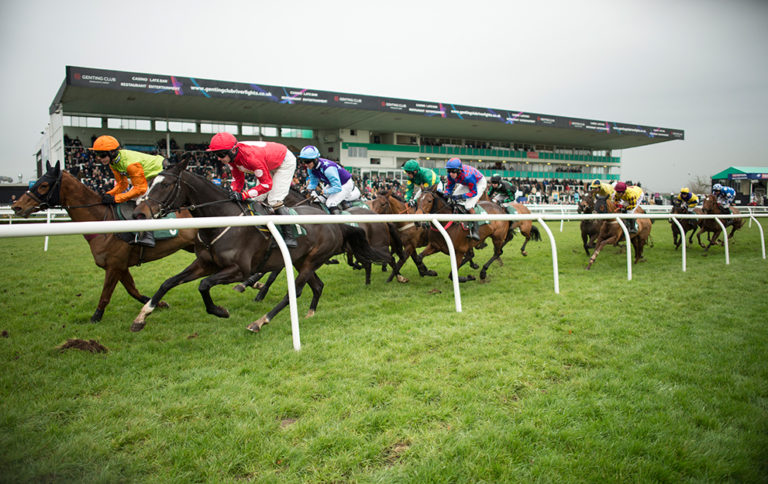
[[1, 0, 766, 193]]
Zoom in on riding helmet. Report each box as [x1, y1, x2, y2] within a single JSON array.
[[446, 158, 462, 170], [712, 183, 722, 192], [207, 132, 238, 151], [491, 174, 502, 184], [590, 179, 601, 189], [403, 159, 420, 172], [90, 135, 120, 152], [614, 181, 627, 193], [299, 145, 321, 160]]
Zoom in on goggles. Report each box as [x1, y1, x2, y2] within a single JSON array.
[[214, 151, 230, 159], [93, 151, 111, 158], [447, 169, 461, 174]]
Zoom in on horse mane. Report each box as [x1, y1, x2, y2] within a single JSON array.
[[389, 192, 406, 203]]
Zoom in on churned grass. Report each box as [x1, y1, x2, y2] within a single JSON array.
[[0, 220, 767, 483]]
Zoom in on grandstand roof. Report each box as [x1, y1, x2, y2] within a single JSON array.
[[52, 66, 684, 151], [712, 166, 768, 180]]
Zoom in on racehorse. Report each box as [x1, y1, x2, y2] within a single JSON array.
[[11, 161, 197, 323], [131, 159, 390, 333], [585, 197, 652, 269], [415, 190, 515, 282], [697, 194, 743, 252], [489, 199, 541, 257], [369, 189, 439, 281], [576, 193, 602, 255], [670, 198, 702, 250]]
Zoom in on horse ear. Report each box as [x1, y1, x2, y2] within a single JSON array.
[[46, 160, 52, 172], [176, 157, 190, 171], [53, 160, 61, 175]]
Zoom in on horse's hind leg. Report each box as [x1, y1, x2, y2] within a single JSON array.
[[304, 272, 324, 318], [520, 234, 531, 256], [254, 270, 281, 302], [247, 270, 313, 332], [479, 248, 503, 280]]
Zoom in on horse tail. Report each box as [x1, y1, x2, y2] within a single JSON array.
[[530, 224, 542, 241], [341, 224, 393, 265]]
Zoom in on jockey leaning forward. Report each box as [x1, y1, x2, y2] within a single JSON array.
[[613, 181, 644, 234], [402, 159, 442, 206], [444, 158, 486, 240], [207, 132, 297, 247], [89, 135, 164, 247], [676, 187, 699, 212], [298, 145, 361, 214], [712, 183, 737, 226], [487, 174, 516, 205]]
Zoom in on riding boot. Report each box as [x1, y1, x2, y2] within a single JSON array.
[[469, 221, 480, 240], [329, 205, 342, 215], [133, 231, 156, 248], [628, 219, 638, 235], [274, 206, 298, 248]]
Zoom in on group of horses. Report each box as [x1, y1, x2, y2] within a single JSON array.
[[13, 161, 743, 333], [576, 191, 743, 269], [11, 160, 541, 332]]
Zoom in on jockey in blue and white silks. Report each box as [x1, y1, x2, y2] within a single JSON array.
[[712, 183, 736, 211], [299, 145, 361, 213]]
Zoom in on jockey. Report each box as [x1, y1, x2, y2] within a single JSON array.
[[444, 157, 486, 240], [89, 135, 165, 247], [298, 145, 361, 214], [613, 181, 644, 234], [589, 179, 614, 199], [676, 187, 699, 212], [487, 174, 516, 205], [402, 159, 442, 206], [712, 183, 737, 225], [207, 132, 297, 247]]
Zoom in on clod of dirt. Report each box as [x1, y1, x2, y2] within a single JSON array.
[[57, 338, 108, 353], [428, 288, 442, 294], [187, 333, 198, 339], [1, 330, 8, 338]]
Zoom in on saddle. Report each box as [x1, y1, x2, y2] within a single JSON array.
[[113, 201, 180, 244]]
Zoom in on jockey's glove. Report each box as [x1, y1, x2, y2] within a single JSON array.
[[101, 193, 116, 205], [408, 199, 417, 207], [229, 191, 245, 202]]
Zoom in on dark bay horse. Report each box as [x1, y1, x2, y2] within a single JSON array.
[[585, 197, 652, 269], [697, 194, 743, 252], [415, 191, 514, 282], [670, 198, 702, 250], [11, 161, 197, 323], [576, 193, 602, 255], [131, 159, 390, 333]]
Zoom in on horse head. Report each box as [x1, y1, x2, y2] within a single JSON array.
[[701, 194, 718, 213], [369, 190, 391, 214], [12, 160, 62, 217], [671, 198, 688, 214], [577, 193, 595, 214], [416, 190, 452, 215]]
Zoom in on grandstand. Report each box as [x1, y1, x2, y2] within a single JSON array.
[[36, 66, 683, 194]]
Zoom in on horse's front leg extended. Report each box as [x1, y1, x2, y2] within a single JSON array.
[[198, 265, 245, 318], [131, 259, 214, 332], [585, 235, 619, 270], [92, 268, 123, 323]]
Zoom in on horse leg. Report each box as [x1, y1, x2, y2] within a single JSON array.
[[519, 233, 531, 256], [132, 259, 214, 332], [198, 265, 246, 318], [91, 268, 123, 323], [247, 269, 313, 332], [448, 250, 475, 283], [364, 261, 372, 285], [303, 272, 324, 318], [233, 272, 265, 293], [253, 270, 281, 302], [585, 235, 619, 270], [582, 232, 591, 256], [479, 247, 503, 280]]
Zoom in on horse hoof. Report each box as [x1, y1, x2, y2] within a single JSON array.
[[254, 293, 266, 302], [479, 271, 487, 280], [254, 282, 265, 290], [305, 309, 316, 318], [157, 301, 170, 309], [425, 270, 437, 277], [246, 317, 269, 332], [466, 275, 476, 281], [130, 321, 146, 332], [396, 275, 409, 283], [233, 284, 246, 293], [209, 306, 230, 318], [521, 251, 528, 257]]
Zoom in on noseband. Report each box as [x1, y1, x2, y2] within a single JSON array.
[[25, 172, 62, 209]]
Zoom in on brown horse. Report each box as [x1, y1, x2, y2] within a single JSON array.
[[369, 189, 439, 281], [131, 159, 391, 333], [415, 191, 515, 282], [585, 197, 652, 269], [11, 161, 197, 322], [492, 201, 541, 256], [576, 193, 602, 255], [697, 194, 743, 251], [670, 198, 702, 250]]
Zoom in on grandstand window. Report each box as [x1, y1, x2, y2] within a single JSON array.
[[201, 122, 238, 134], [63, 115, 102, 128], [348, 146, 368, 158], [107, 118, 151, 131], [241, 125, 259, 136], [155, 120, 167, 131], [261, 126, 278, 137], [167, 121, 196, 133], [281, 127, 314, 138]]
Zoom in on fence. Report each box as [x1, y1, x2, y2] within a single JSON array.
[[0, 210, 765, 351]]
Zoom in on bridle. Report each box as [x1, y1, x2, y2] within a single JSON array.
[[25, 171, 62, 210], [144, 170, 229, 218]]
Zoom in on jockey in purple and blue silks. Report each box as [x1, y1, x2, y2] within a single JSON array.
[[298, 145, 361, 214], [443, 157, 487, 240]]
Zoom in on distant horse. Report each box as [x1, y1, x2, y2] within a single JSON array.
[[11, 161, 197, 323], [369, 189, 438, 281], [697, 194, 743, 252], [415, 191, 515, 282], [491, 200, 541, 256], [576, 193, 602, 255], [670, 198, 702, 250], [585, 197, 652, 269], [131, 159, 391, 333]]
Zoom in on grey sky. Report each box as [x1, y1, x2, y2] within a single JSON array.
[[1, 0, 766, 193]]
